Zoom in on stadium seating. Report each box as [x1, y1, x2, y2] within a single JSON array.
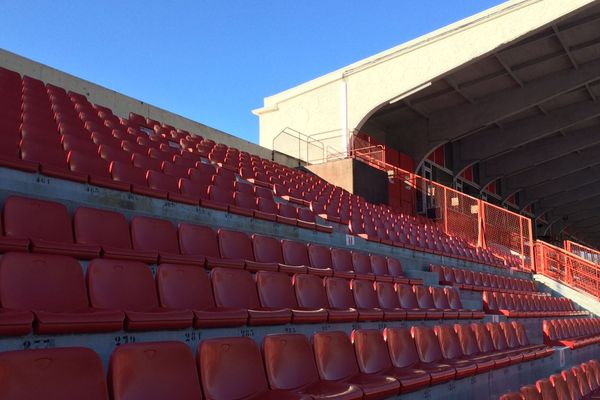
[[0, 347, 110, 400], [498, 359, 600, 400], [543, 318, 600, 349], [483, 290, 585, 317], [430, 265, 537, 293]]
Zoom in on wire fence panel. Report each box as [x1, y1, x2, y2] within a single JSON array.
[[536, 240, 600, 299], [564, 240, 600, 265]]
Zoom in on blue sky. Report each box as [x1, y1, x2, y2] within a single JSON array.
[[2, 0, 505, 143]]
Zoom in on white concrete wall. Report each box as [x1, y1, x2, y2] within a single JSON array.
[[0, 49, 301, 167], [255, 0, 596, 160]]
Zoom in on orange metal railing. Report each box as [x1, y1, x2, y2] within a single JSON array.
[[535, 240, 600, 299], [349, 141, 534, 271], [564, 240, 600, 265]]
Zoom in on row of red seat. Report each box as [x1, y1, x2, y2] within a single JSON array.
[[0, 321, 550, 400], [482, 291, 585, 318], [0, 195, 408, 281], [0, 251, 481, 335], [499, 359, 600, 400], [543, 318, 600, 349], [430, 264, 538, 293], [0, 67, 516, 270]]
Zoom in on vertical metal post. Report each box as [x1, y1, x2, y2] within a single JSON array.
[[519, 218, 525, 270]]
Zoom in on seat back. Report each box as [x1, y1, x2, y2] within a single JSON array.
[[444, 287, 464, 310], [414, 285, 437, 309], [535, 379, 558, 400], [511, 321, 531, 347], [325, 277, 357, 310], [384, 327, 421, 369], [157, 264, 215, 310], [434, 324, 464, 361], [87, 259, 159, 311], [73, 207, 131, 249], [386, 257, 404, 277], [0, 347, 109, 400], [454, 323, 481, 357], [520, 385, 542, 400], [431, 286, 452, 309], [561, 369, 583, 400], [255, 271, 298, 308], [217, 229, 254, 261], [471, 323, 496, 353], [308, 244, 333, 269], [352, 329, 393, 374], [312, 331, 359, 381], [352, 279, 380, 309], [198, 337, 269, 399], [572, 366, 591, 397], [252, 234, 284, 264], [4, 195, 74, 244], [131, 216, 179, 254], [282, 239, 310, 266], [370, 254, 390, 276], [0, 252, 89, 312], [486, 322, 509, 352], [550, 373, 573, 400], [110, 342, 202, 400], [411, 326, 444, 364], [375, 282, 401, 309], [210, 268, 260, 309], [178, 223, 220, 258], [397, 284, 420, 309], [263, 334, 320, 391], [294, 274, 329, 309], [351, 252, 373, 275]]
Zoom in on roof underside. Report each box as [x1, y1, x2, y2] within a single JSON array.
[[363, 2, 600, 246]]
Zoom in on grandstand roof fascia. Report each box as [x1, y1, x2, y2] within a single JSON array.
[[254, 0, 593, 113]]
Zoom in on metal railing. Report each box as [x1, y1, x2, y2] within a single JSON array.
[[535, 240, 600, 299], [564, 240, 600, 265]]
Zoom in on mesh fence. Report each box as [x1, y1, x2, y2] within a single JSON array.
[[564, 240, 600, 265], [483, 202, 534, 270], [536, 241, 600, 298]]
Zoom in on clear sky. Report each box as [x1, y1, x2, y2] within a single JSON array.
[[1, 0, 506, 143]]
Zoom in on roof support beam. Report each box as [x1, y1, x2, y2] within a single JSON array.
[[501, 144, 600, 192], [480, 125, 600, 184], [520, 165, 600, 205], [457, 100, 600, 168]]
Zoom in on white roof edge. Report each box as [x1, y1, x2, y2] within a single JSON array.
[[257, 0, 590, 110]]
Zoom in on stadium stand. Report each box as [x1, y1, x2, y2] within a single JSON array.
[[2, 2, 600, 396]]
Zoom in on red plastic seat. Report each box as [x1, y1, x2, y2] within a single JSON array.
[[130, 216, 203, 265], [445, 287, 485, 319], [307, 243, 341, 277], [430, 286, 463, 319], [351, 251, 377, 281], [332, 248, 374, 280], [87, 258, 193, 330], [21, 139, 88, 182], [110, 341, 203, 400], [486, 322, 523, 364], [231, 191, 259, 217], [256, 271, 327, 324], [536, 378, 559, 400], [277, 203, 299, 226], [132, 152, 163, 172], [312, 331, 400, 399], [370, 254, 406, 283], [470, 323, 511, 368], [110, 161, 167, 198], [73, 207, 156, 262], [353, 279, 405, 320], [178, 223, 243, 269], [387, 257, 421, 285], [396, 284, 429, 320], [69, 148, 128, 187], [0, 208, 29, 253], [0, 347, 109, 400], [499, 393, 525, 400], [252, 234, 307, 274], [282, 239, 332, 277], [218, 228, 278, 272], [561, 369, 583, 400], [3, 196, 99, 258], [210, 267, 291, 325], [326, 277, 382, 322], [520, 385, 542, 400], [572, 365, 592, 399], [433, 324, 479, 378], [410, 326, 457, 384], [549, 374, 572, 400], [156, 264, 247, 327], [294, 273, 357, 322], [206, 185, 233, 211], [0, 252, 122, 334], [199, 336, 310, 400], [263, 333, 363, 399], [453, 323, 498, 373], [353, 329, 430, 393]]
